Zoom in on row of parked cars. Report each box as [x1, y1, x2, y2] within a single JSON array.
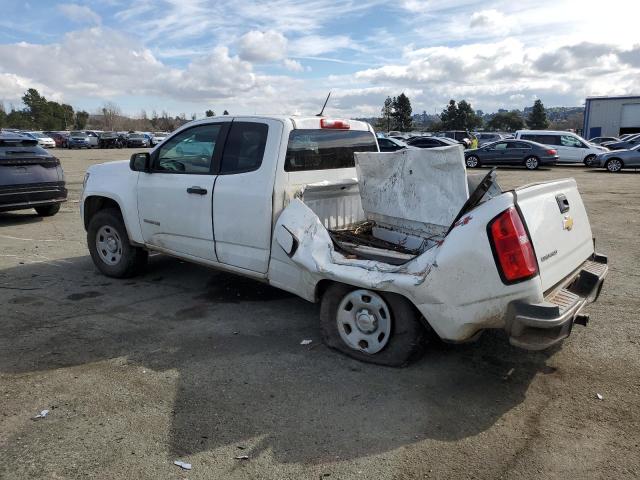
[[2, 129, 170, 149], [379, 129, 640, 172]]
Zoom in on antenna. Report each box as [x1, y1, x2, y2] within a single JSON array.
[[316, 91, 331, 117]]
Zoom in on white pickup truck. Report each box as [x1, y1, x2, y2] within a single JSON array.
[[81, 116, 608, 366]]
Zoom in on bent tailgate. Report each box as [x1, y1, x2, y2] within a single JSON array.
[[514, 179, 594, 291]]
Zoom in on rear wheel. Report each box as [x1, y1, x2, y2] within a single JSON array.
[[606, 158, 623, 172], [320, 283, 428, 366], [87, 208, 148, 278], [465, 155, 480, 168], [524, 156, 540, 170], [34, 204, 60, 217]]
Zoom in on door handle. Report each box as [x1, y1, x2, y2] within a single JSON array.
[[187, 186, 207, 195]]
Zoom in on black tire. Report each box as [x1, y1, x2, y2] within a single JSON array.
[[584, 154, 596, 166], [34, 204, 60, 217], [320, 283, 428, 367], [605, 158, 623, 173], [524, 156, 540, 170], [465, 155, 480, 168], [87, 208, 148, 278]]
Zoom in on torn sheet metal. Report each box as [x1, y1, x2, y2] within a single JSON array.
[[274, 199, 438, 290], [355, 146, 469, 238]]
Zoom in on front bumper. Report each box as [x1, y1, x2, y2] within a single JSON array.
[[0, 182, 68, 212], [505, 253, 608, 350]]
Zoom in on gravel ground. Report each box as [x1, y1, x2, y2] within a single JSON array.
[[1, 148, 639, 479]]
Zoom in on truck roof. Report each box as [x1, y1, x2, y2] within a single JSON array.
[[183, 115, 373, 132]]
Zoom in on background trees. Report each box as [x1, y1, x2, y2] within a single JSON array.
[[526, 99, 549, 129], [486, 111, 525, 131], [376, 94, 413, 132], [439, 99, 483, 130]]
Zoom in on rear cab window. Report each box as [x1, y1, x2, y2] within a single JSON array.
[[284, 129, 377, 172]]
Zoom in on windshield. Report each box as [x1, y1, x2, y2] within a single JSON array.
[[70, 131, 87, 137], [129, 134, 144, 138]]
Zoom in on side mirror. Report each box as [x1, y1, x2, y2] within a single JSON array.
[[130, 152, 151, 172]]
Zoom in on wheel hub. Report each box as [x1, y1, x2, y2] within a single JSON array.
[[106, 236, 118, 252], [355, 309, 378, 333]]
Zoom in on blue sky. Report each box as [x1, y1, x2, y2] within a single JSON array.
[[0, 0, 638, 118]]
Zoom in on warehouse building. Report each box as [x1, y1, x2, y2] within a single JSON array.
[[583, 95, 640, 139]]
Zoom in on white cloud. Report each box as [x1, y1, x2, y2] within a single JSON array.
[[237, 30, 288, 62], [289, 35, 353, 57], [469, 9, 509, 34], [57, 3, 101, 25], [283, 58, 304, 72]]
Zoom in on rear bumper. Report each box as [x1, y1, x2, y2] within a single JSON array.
[[505, 253, 608, 350], [0, 182, 67, 212]]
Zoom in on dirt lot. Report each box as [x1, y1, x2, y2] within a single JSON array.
[[1, 148, 639, 479]]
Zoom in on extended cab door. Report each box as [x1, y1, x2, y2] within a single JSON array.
[[212, 119, 282, 273], [136, 122, 228, 261]]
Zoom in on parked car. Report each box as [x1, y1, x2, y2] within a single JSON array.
[[98, 132, 126, 149], [515, 130, 607, 164], [589, 136, 618, 145], [126, 133, 150, 148], [593, 144, 640, 172], [25, 131, 56, 148], [0, 131, 67, 216], [377, 136, 409, 152], [599, 133, 640, 151], [43, 131, 69, 148], [464, 139, 558, 170], [67, 131, 91, 149], [150, 132, 168, 146], [441, 130, 472, 148], [474, 132, 506, 146], [407, 136, 460, 149], [80, 115, 607, 366], [84, 131, 100, 148]]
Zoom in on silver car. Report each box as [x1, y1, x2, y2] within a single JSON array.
[[594, 143, 640, 172]]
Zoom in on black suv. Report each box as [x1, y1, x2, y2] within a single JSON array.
[[0, 132, 67, 216]]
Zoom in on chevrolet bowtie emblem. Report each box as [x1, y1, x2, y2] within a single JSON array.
[[563, 215, 574, 231]]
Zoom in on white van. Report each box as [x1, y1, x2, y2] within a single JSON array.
[[515, 130, 608, 164]]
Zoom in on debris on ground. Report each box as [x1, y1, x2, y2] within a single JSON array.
[[300, 339, 313, 345], [596, 393, 604, 400], [237, 445, 246, 450], [235, 455, 249, 460], [173, 460, 192, 470], [33, 409, 49, 419]]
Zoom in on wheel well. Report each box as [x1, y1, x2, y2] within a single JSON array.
[[83, 196, 122, 229], [314, 279, 333, 303]]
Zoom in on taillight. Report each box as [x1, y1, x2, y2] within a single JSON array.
[[546, 149, 557, 155], [320, 118, 350, 129], [488, 207, 538, 283]]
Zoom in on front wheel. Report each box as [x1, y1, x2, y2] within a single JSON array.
[[606, 158, 623, 173], [584, 154, 596, 166], [465, 155, 480, 168], [524, 156, 540, 170], [87, 208, 148, 278], [320, 283, 428, 366]]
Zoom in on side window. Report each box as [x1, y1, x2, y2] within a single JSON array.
[[561, 135, 582, 148], [493, 142, 508, 150], [220, 122, 268, 174], [155, 123, 222, 174], [515, 142, 532, 149]]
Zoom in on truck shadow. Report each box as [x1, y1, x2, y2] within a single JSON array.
[[0, 211, 44, 226], [0, 255, 554, 465]]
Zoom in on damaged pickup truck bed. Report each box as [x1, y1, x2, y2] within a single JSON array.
[[81, 116, 608, 366]]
